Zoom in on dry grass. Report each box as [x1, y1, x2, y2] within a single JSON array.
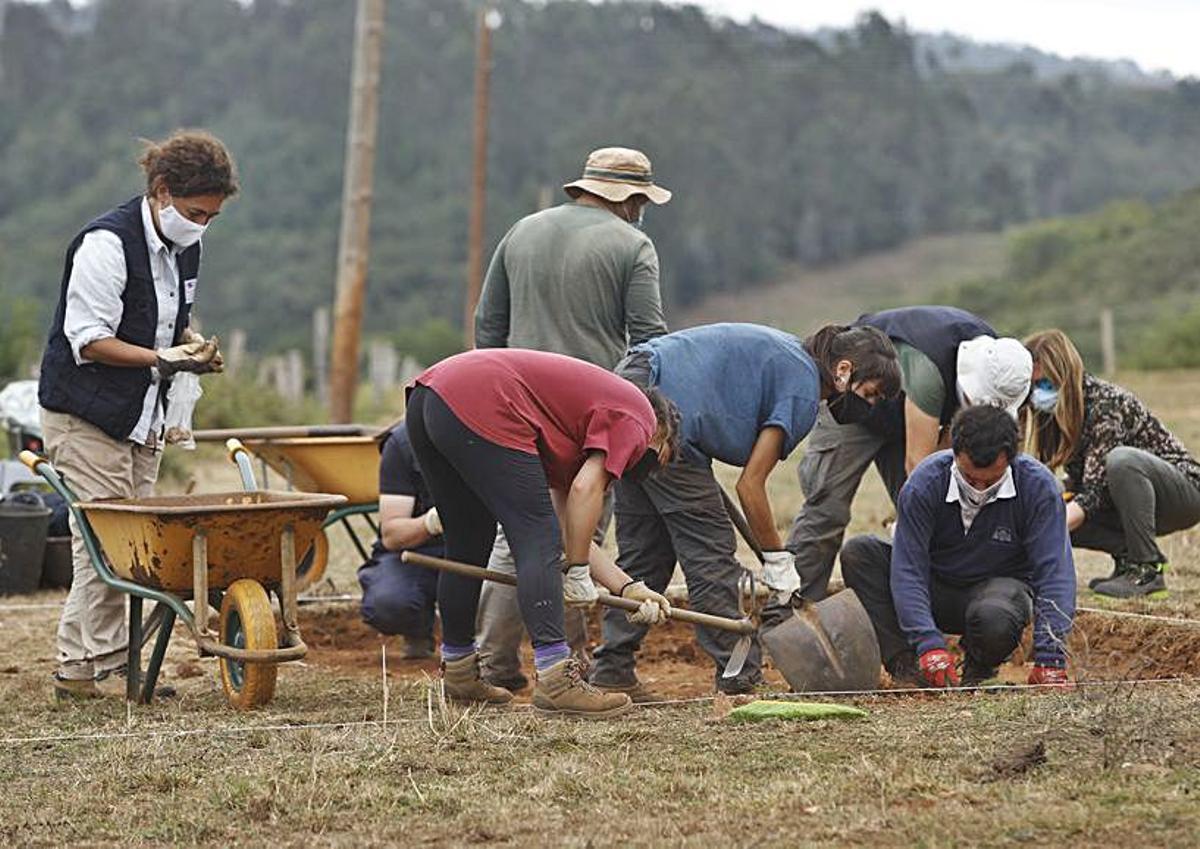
[[3, 369, 1200, 846]]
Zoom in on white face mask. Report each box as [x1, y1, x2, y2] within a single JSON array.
[[157, 199, 207, 248], [952, 463, 1008, 507]]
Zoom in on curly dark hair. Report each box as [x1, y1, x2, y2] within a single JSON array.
[[951, 405, 1018, 467], [642, 385, 682, 462], [138, 129, 239, 198]]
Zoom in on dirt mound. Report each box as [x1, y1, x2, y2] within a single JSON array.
[[1068, 611, 1200, 680], [297, 603, 1200, 698]]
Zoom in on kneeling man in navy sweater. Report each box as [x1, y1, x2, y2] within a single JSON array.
[[841, 405, 1075, 687]]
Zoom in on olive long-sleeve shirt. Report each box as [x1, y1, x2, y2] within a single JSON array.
[[473, 202, 668, 369]]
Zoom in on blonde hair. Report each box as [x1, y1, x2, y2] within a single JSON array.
[[1022, 329, 1086, 470]]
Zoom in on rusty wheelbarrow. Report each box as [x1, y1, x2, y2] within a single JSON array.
[[20, 450, 346, 708], [195, 425, 381, 592]]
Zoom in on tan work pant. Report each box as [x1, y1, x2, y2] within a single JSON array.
[[41, 409, 160, 680]]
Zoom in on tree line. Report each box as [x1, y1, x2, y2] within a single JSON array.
[[2, 0, 1200, 379]]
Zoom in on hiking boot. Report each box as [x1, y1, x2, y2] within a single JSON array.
[[961, 659, 1000, 687], [589, 677, 664, 704], [441, 653, 514, 705], [1092, 562, 1168, 600], [482, 671, 529, 692], [884, 653, 921, 688], [402, 634, 435, 660], [53, 675, 102, 702], [1088, 556, 1131, 590], [534, 658, 633, 718]]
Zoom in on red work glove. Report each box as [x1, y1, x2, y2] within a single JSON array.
[[918, 648, 960, 688], [1028, 665, 1073, 688]]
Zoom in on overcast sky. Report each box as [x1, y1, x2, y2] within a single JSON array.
[[682, 0, 1200, 78]]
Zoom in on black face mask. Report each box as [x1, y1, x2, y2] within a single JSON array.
[[625, 447, 660, 483], [828, 389, 873, 425]]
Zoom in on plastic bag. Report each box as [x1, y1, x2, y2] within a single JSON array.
[[163, 372, 202, 450]]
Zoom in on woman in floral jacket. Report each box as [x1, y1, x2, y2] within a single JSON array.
[[1023, 329, 1200, 599]]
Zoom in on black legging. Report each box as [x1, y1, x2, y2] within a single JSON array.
[[405, 385, 566, 649]]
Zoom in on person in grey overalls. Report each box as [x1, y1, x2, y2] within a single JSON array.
[[589, 322, 902, 698], [787, 306, 1033, 601]]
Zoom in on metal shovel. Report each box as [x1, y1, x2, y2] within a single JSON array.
[[718, 486, 882, 692]]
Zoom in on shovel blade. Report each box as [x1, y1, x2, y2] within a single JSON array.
[[760, 589, 881, 692], [721, 634, 753, 679]]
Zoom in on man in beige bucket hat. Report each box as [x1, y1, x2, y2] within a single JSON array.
[[472, 147, 672, 703]]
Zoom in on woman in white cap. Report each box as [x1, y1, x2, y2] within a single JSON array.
[[1024, 329, 1200, 599], [787, 306, 1032, 601]]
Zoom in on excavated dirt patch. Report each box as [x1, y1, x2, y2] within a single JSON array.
[[298, 603, 1200, 699]]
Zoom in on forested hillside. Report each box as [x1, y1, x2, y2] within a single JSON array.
[[940, 189, 1200, 369], [2, 0, 1200, 376]]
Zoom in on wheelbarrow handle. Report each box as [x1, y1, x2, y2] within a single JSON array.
[[401, 551, 756, 635], [225, 438, 259, 491], [18, 449, 46, 473]]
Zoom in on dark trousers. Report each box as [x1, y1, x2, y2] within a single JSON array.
[[357, 547, 438, 638], [590, 351, 762, 693], [1071, 447, 1200, 565], [786, 405, 907, 600], [405, 386, 565, 649], [840, 535, 1033, 669], [590, 461, 763, 693]]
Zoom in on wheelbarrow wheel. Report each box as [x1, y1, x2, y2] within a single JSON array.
[[219, 579, 278, 709], [295, 528, 330, 593]]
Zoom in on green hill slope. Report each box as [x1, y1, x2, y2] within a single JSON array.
[[941, 189, 1200, 367]]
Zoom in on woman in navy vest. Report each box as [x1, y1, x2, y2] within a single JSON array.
[[38, 130, 239, 700]]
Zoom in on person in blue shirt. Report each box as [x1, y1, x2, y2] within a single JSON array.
[[840, 405, 1076, 688], [590, 322, 902, 697], [357, 423, 445, 658]]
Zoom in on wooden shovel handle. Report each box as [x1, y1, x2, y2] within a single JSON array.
[[401, 551, 756, 635]]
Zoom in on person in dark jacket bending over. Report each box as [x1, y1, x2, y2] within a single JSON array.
[[357, 422, 445, 658], [38, 130, 237, 700], [841, 405, 1076, 687], [788, 306, 1033, 601]]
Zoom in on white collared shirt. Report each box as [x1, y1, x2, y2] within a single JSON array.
[[62, 197, 189, 447], [946, 463, 1017, 532]]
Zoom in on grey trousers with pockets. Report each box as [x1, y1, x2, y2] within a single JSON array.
[[786, 405, 907, 600], [1070, 446, 1200, 565]]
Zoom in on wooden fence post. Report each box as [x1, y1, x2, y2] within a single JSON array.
[[1100, 308, 1116, 376]]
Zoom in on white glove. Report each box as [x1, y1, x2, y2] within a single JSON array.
[[621, 580, 671, 625], [562, 563, 599, 608], [761, 550, 801, 601], [422, 507, 442, 536]]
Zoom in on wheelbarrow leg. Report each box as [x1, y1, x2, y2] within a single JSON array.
[[141, 604, 177, 704], [127, 595, 143, 702], [340, 515, 370, 561]]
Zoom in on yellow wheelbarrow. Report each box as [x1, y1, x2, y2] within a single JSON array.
[[20, 450, 346, 708], [195, 425, 381, 591]]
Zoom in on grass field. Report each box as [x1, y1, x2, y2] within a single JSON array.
[[3, 369, 1200, 847]]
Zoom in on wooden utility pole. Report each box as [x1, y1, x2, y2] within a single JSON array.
[[329, 0, 385, 422], [462, 7, 498, 348]]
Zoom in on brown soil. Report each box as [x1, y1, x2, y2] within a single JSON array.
[[297, 604, 1200, 699]]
